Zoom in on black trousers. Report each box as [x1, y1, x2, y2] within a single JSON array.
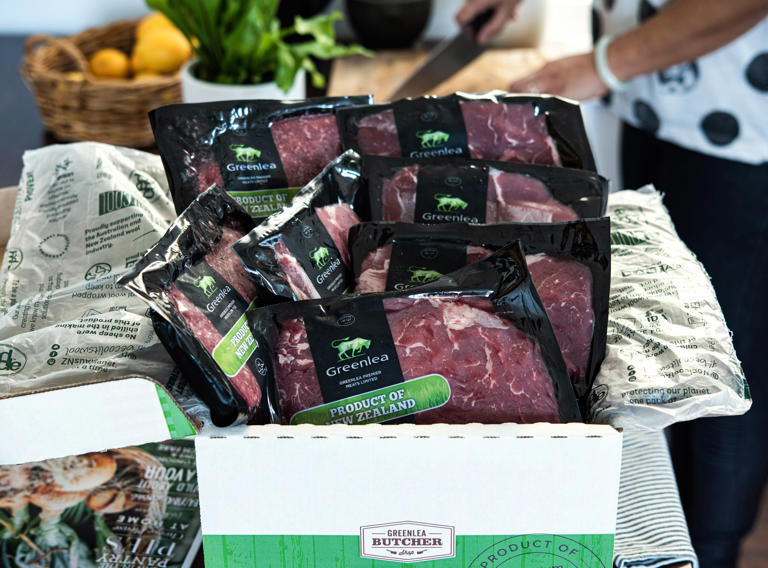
[[622, 123, 768, 568]]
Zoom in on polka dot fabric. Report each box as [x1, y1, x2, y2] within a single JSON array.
[[595, 0, 768, 164]]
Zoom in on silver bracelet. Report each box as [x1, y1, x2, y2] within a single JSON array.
[[595, 35, 629, 93]]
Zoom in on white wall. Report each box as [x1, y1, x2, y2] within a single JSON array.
[[1, 0, 150, 34]]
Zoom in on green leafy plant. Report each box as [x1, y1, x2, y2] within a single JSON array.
[[146, 0, 370, 90]]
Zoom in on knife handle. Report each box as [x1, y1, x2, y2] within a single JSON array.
[[468, 8, 495, 39]]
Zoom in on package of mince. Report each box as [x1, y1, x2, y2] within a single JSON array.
[[357, 155, 607, 224], [232, 150, 363, 301], [149, 95, 372, 220], [119, 185, 277, 426], [336, 91, 596, 170], [248, 242, 581, 426], [348, 218, 611, 401]]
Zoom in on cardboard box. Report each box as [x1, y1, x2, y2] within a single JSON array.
[[0, 377, 197, 465], [196, 422, 622, 567]]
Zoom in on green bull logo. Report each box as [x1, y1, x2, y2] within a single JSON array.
[[416, 130, 450, 148], [309, 246, 330, 269], [230, 144, 261, 162], [434, 193, 468, 212], [331, 336, 371, 361], [195, 275, 217, 298], [408, 266, 444, 283]]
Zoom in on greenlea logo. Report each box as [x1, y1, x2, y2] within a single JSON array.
[[309, 246, 330, 270], [0, 344, 26, 375], [195, 275, 217, 298], [331, 337, 371, 362], [416, 130, 449, 148], [434, 193, 468, 212], [408, 266, 443, 284], [230, 144, 261, 162]]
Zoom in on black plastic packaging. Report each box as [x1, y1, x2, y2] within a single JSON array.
[[358, 155, 608, 223], [348, 218, 611, 402], [336, 92, 596, 171], [118, 186, 277, 426], [232, 150, 363, 301], [247, 242, 581, 426], [149, 95, 372, 220]]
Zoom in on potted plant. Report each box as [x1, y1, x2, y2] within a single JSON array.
[[147, 0, 369, 102]]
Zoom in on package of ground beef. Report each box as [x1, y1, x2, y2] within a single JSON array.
[[357, 155, 607, 224], [247, 242, 580, 426], [336, 91, 596, 171], [348, 219, 610, 402], [149, 95, 372, 221], [119, 186, 276, 426], [232, 150, 362, 301]]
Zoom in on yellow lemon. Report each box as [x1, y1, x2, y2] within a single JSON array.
[[133, 28, 191, 74], [136, 12, 176, 41], [65, 71, 84, 81], [133, 71, 161, 82], [89, 48, 129, 79]]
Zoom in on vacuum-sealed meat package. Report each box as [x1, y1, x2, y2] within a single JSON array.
[[349, 219, 610, 400], [336, 92, 596, 170], [150, 95, 372, 220], [119, 186, 276, 426], [232, 151, 362, 301], [357, 155, 607, 223], [248, 242, 580, 425]]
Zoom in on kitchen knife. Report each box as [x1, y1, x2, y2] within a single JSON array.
[[388, 9, 495, 101]]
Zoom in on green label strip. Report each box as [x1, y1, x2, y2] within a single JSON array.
[[229, 188, 301, 219], [212, 303, 259, 377], [203, 534, 614, 567], [154, 385, 196, 439], [290, 374, 451, 425]]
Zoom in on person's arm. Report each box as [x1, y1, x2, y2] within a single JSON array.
[[456, 0, 524, 44], [508, 0, 768, 100]]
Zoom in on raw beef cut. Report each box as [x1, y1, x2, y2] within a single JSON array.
[[527, 253, 594, 382], [273, 296, 561, 424], [167, 228, 263, 411], [351, 103, 561, 166], [271, 114, 343, 187], [355, 245, 492, 293], [487, 168, 578, 222], [459, 101, 561, 165], [265, 204, 361, 300], [356, 109, 400, 157], [379, 166, 578, 223]]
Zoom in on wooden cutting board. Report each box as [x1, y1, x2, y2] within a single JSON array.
[[327, 48, 546, 101]]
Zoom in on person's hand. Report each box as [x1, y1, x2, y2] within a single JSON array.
[[508, 53, 608, 101], [456, 0, 524, 44]]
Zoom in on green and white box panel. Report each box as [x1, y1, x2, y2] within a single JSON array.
[[196, 423, 622, 567]]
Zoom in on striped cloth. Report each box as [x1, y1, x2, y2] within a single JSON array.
[[614, 431, 698, 568]]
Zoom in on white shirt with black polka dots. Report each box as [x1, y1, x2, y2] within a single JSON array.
[[593, 0, 768, 165]]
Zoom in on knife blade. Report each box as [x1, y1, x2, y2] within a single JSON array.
[[388, 9, 495, 101]]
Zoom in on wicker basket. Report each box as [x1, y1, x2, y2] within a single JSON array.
[[21, 19, 182, 148]]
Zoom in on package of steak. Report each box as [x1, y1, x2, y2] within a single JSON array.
[[348, 219, 610, 400], [232, 150, 363, 301], [150, 95, 372, 220], [248, 242, 581, 426], [119, 185, 276, 426], [336, 91, 596, 171], [358, 155, 607, 224]]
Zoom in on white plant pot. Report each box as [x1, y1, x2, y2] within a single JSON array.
[[181, 62, 306, 103]]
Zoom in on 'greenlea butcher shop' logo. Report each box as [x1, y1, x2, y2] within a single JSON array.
[[331, 337, 371, 362], [230, 144, 261, 162]]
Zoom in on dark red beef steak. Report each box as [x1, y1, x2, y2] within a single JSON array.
[[273, 296, 560, 424], [271, 114, 343, 187]]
